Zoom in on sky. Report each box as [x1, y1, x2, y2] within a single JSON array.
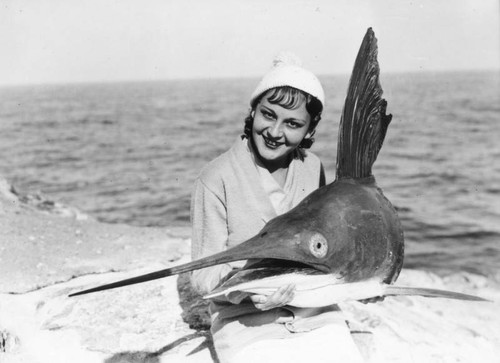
[[0, 0, 499, 86]]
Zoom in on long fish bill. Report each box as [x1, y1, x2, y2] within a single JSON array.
[[68, 231, 327, 297], [68, 248, 252, 297]]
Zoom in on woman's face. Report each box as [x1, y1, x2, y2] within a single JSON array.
[[252, 94, 312, 169]]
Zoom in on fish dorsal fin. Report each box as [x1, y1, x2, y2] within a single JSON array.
[[336, 28, 392, 180]]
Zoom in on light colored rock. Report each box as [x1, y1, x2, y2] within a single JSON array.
[[340, 269, 500, 362], [0, 265, 213, 363]]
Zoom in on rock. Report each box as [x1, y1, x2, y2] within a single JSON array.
[[0, 177, 19, 216], [0, 177, 18, 203], [339, 269, 500, 362], [0, 270, 214, 363]]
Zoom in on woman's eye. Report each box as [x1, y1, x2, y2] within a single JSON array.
[[286, 121, 301, 129], [261, 110, 274, 119]]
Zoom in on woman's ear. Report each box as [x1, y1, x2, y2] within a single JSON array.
[[305, 115, 321, 139], [299, 128, 316, 149], [305, 128, 316, 140]]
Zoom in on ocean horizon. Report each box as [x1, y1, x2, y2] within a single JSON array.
[[0, 68, 497, 89]]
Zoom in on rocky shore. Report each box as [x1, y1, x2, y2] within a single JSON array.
[[1, 176, 499, 362]]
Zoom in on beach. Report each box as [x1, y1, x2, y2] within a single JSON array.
[[1, 176, 500, 363]]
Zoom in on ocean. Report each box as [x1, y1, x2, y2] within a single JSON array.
[[1, 71, 499, 279]]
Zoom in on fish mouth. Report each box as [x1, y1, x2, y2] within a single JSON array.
[[242, 258, 321, 273], [218, 259, 327, 289]]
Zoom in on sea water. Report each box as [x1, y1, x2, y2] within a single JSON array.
[[0, 71, 499, 279]]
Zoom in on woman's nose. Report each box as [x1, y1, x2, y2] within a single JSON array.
[[267, 122, 284, 139]]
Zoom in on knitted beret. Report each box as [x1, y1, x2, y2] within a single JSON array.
[[250, 51, 325, 108]]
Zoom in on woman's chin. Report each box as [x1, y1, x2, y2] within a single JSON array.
[[252, 138, 293, 169], [257, 150, 291, 169]]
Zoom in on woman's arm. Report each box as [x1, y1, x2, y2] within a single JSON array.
[[190, 178, 233, 295]]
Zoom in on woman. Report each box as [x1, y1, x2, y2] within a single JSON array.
[[190, 54, 364, 362]]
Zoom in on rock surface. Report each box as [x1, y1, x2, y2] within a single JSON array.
[[1, 176, 499, 362]]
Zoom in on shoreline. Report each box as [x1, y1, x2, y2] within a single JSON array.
[[1, 176, 500, 362]]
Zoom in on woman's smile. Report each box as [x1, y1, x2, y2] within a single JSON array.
[[262, 134, 285, 149]]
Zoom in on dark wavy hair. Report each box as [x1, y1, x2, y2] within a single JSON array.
[[243, 86, 323, 154]]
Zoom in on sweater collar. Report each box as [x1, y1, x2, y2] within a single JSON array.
[[230, 136, 278, 223]]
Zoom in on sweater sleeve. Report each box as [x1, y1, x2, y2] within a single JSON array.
[[190, 178, 233, 295]]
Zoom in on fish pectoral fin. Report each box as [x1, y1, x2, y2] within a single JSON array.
[[383, 285, 490, 302], [225, 291, 252, 304], [204, 287, 277, 303]]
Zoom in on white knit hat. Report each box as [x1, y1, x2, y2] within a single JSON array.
[[250, 51, 325, 109]]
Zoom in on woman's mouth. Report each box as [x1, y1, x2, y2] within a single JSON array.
[[263, 135, 283, 149]]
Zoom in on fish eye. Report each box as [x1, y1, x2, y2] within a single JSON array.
[[308, 233, 328, 258]]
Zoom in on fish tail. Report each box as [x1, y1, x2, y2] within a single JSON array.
[[383, 285, 489, 302]]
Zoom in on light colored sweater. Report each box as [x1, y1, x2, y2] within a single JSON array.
[[190, 136, 324, 295]]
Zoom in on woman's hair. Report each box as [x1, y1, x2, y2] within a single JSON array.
[[243, 86, 323, 151]]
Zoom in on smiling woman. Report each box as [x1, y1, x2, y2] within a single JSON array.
[[190, 52, 326, 296]]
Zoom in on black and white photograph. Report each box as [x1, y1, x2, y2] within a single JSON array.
[[1, 1, 499, 362]]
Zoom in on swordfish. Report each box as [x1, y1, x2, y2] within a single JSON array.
[[70, 28, 486, 305]]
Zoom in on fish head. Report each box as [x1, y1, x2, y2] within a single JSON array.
[[215, 177, 403, 284]]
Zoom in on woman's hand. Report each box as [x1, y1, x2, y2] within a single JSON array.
[[250, 284, 296, 311]]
